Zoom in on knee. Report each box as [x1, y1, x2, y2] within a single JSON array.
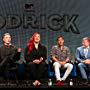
[[78, 63, 83, 68], [68, 63, 73, 70], [26, 63, 36, 69], [53, 62, 60, 67]]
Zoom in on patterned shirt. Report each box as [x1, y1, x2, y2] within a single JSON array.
[[51, 45, 71, 61]]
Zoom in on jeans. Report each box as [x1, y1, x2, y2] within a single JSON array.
[[78, 63, 90, 80]]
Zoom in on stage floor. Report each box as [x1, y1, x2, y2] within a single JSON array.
[[0, 78, 89, 88]]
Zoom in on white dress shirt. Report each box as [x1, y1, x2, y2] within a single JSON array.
[[84, 46, 89, 58]]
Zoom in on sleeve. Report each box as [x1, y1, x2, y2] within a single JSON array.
[[13, 48, 21, 62], [24, 47, 33, 63], [50, 46, 57, 58], [0, 48, 1, 63], [66, 47, 75, 63], [9, 46, 21, 62], [42, 46, 47, 61], [66, 47, 71, 59], [76, 48, 82, 63]]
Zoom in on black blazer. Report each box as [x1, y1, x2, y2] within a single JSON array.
[[24, 44, 47, 64], [0, 45, 21, 67]]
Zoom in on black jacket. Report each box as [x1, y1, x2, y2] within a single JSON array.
[[24, 44, 47, 64], [0, 45, 21, 67]]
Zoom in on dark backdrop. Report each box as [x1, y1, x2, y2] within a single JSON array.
[[0, 0, 90, 58]]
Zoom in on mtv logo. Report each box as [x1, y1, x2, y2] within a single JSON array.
[[24, 3, 34, 12]]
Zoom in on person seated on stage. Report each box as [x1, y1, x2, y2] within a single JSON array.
[[50, 35, 73, 86], [76, 37, 90, 83], [24, 32, 47, 87], [0, 33, 21, 80]]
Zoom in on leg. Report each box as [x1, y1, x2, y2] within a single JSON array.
[[87, 65, 90, 80], [36, 62, 46, 79], [34, 62, 47, 86], [25, 63, 37, 80], [53, 62, 62, 81], [78, 63, 88, 80], [88, 73, 90, 80], [62, 63, 73, 81]]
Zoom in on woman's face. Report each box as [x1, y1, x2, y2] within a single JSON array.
[[34, 33, 40, 43]]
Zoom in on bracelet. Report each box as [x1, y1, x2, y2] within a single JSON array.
[[40, 57, 43, 61]]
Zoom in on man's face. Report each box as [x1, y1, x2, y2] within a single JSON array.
[[82, 39, 90, 48], [3, 34, 11, 45], [57, 37, 64, 46]]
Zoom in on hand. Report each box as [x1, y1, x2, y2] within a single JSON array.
[[40, 57, 43, 62], [33, 60, 41, 64], [59, 61, 66, 66], [66, 57, 70, 62], [28, 62, 33, 64], [82, 60, 90, 64], [18, 48, 22, 52]]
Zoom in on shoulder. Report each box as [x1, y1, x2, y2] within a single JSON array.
[[52, 45, 58, 49], [41, 45, 47, 50], [64, 46, 70, 51], [64, 46, 69, 49], [77, 46, 83, 51], [11, 45, 16, 48], [10, 45, 17, 50]]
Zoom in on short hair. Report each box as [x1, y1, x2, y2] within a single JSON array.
[[3, 33, 11, 39], [57, 35, 64, 41], [82, 37, 90, 42]]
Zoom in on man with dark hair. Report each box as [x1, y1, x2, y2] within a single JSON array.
[[0, 33, 21, 80], [51, 35, 73, 86], [76, 37, 90, 83]]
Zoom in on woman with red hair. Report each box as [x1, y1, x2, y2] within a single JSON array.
[[24, 32, 47, 86]]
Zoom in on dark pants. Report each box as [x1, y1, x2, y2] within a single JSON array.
[[25, 62, 47, 80], [0, 64, 18, 80]]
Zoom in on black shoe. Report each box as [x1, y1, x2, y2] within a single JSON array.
[[82, 79, 88, 86]]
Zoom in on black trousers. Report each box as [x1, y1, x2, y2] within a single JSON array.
[[0, 64, 18, 80], [25, 62, 47, 80]]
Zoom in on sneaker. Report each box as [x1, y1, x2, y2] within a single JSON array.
[[82, 79, 88, 86], [55, 81, 64, 87], [60, 81, 64, 86]]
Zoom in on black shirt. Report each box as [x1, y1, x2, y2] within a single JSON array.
[[0, 45, 21, 66], [24, 44, 47, 63]]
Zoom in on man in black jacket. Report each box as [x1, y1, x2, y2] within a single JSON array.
[[0, 33, 21, 80]]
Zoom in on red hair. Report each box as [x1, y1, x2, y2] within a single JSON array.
[[28, 32, 40, 54]]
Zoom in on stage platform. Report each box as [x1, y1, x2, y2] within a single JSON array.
[[0, 78, 89, 88]]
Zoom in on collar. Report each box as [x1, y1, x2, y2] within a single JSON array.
[[83, 46, 89, 49], [57, 45, 65, 50], [4, 43, 12, 47]]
